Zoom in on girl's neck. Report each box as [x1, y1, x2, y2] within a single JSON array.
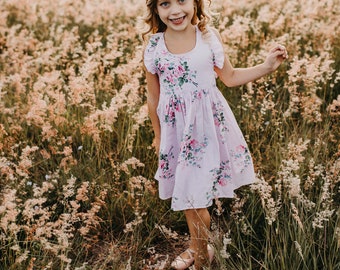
[[164, 24, 196, 40], [163, 24, 197, 55]]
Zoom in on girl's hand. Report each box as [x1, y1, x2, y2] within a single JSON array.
[[153, 136, 160, 155], [264, 45, 288, 72]]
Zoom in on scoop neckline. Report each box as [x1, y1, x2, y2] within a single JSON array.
[[162, 25, 199, 56]]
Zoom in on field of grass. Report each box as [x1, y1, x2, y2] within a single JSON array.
[[0, 0, 339, 269]]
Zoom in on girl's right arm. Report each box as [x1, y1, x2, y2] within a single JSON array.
[[145, 70, 161, 154]]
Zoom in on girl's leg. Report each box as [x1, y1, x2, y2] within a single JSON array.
[[185, 208, 211, 269]]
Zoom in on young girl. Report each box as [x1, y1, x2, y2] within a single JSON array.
[[142, 0, 287, 269]]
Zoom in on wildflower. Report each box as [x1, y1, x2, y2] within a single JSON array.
[[328, 95, 340, 117], [312, 209, 335, 229], [155, 224, 179, 240], [251, 176, 281, 225], [220, 232, 232, 259], [290, 203, 304, 231], [294, 241, 304, 260], [15, 250, 30, 265], [76, 182, 89, 202]]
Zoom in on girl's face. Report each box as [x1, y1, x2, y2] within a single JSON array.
[[156, 0, 196, 32]]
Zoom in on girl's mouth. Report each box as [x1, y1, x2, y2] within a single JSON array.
[[170, 16, 186, 25]]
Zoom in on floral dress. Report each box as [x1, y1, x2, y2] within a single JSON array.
[[144, 26, 255, 211]]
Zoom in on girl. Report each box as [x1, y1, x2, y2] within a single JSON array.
[[142, 0, 287, 269]]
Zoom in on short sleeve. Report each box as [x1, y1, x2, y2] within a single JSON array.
[[209, 28, 225, 69], [143, 34, 161, 74]]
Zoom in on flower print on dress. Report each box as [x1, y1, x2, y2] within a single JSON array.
[[192, 89, 208, 102], [210, 160, 232, 190], [148, 36, 161, 51], [158, 58, 198, 90], [164, 95, 186, 127], [159, 146, 175, 180], [179, 125, 208, 168], [212, 101, 229, 143], [230, 145, 252, 172], [206, 160, 232, 203]]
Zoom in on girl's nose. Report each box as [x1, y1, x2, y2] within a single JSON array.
[[170, 3, 182, 14]]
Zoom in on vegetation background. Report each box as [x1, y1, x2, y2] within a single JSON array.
[[0, 0, 339, 269]]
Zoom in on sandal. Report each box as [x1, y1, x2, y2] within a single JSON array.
[[171, 245, 214, 269], [171, 248, 195, 269]]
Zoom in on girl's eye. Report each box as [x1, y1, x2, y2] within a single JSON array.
[[159, 1, 169, 7]]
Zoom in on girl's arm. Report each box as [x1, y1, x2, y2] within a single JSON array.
[[145, 70, 161, 154], [213, 30, 288, 87]]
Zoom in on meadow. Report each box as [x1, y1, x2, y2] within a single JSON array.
[[0, 0, 339, 269]]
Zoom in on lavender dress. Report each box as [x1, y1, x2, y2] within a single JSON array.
[[144, 26, 255, 211]]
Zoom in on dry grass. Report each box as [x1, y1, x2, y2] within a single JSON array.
[[0, 0, 339, 269]]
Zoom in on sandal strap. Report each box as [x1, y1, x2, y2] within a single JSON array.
[[185, 248, 195, 258]]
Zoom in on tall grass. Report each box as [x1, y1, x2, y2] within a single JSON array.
[[0, 0, 339, 269]]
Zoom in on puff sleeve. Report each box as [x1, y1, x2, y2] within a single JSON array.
[[209, 29, 225, 69], [143, 34, 161, 74]]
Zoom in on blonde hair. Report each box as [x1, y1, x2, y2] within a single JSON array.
[[141, 0, 213, 41]]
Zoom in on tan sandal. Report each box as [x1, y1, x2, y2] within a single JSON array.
[[171, 248, 195, 269]]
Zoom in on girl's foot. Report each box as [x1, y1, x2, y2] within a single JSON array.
[[192, 245, 214, 269], [171, 245, 214, 269], [207, 244, 214, 262], [171, 248, 195, 269]]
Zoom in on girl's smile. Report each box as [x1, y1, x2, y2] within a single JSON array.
[[169, 16, 186, 25], [157, 0, 195, 31]]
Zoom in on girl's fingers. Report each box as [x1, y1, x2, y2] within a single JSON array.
[[271, 45, 288, 59]]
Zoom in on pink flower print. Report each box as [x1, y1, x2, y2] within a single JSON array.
[[192, 89, 208, 103], [236, 145, 246, 154], [166, 75, 175, 84], [164, 96, 185, 127], [172, 99, 183, 112], [189, 139, 199, 148], [179, 126, 208, 168], [158, 63, 164, 73], [210, 160, 231, 195], [218, 179, 228, 186], [230, 145, 252, 172], [175, 65, 185, 77], [160, 159, 166, 169], [159, 147, 175, 179]]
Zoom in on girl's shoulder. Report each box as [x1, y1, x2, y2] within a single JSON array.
[[202, 26, 223, 43], [202, 26, 225, 69], [143, 32, 163, 74]]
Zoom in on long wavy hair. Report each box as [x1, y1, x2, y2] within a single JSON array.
[[141, 0, 212, 41]]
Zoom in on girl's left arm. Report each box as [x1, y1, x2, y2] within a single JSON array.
[[213, 30, 288, 87]]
